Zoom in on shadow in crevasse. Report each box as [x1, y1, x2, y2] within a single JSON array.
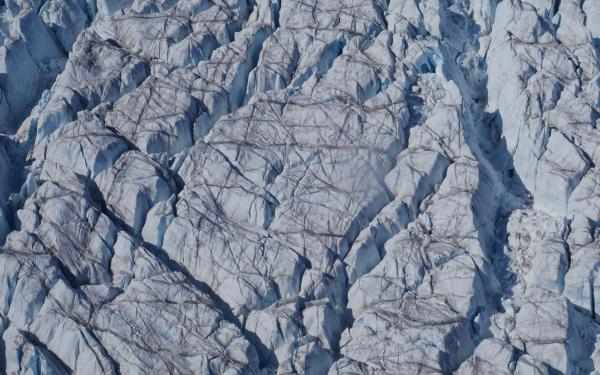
[[469, 113, 599, 375], [435, 4, 531, 369], [481, 112, 600, 375], [481, 110, 532, 303], [440, 107, 533, 373], [0, 135, 28, 246]]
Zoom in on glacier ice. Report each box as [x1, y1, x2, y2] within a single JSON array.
[[2, 0, 600, 373]]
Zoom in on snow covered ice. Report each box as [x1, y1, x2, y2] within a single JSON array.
[[2, 0, 600, 373]]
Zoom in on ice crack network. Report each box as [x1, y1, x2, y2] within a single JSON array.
[[0, 0, 600, 373]]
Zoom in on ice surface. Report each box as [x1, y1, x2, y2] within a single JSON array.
[[2, 0, 600, 373]]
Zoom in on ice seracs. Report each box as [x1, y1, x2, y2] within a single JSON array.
[[2, 0, 600, 373]]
